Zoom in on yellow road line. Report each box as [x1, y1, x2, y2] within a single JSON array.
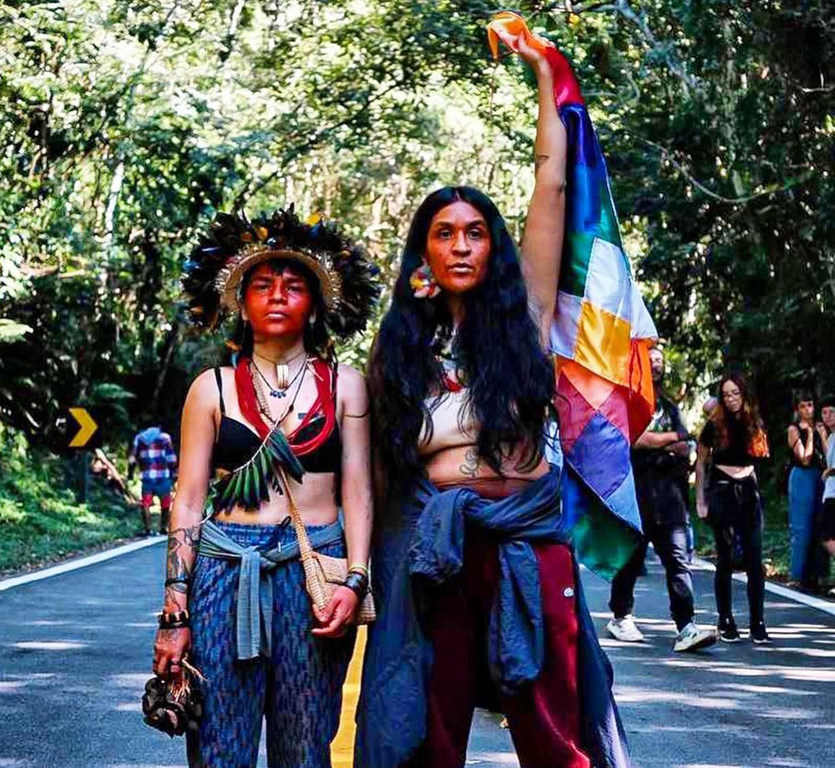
[[331, 625, 366, 766]]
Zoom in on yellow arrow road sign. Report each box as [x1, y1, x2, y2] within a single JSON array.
[[68, 407, 99, 448]]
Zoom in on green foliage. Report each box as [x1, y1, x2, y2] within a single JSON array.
[[0, 425, 139, 572], [0, 0, 538, 444], [0, 0, 832, 575]]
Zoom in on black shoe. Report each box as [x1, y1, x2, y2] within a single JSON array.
[[750, 624, 772, 645], [718, 619, 741, 643]]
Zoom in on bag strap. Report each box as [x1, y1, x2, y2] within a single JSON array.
[[275, 465, 329, 611]]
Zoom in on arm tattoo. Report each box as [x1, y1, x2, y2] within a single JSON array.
[[165, 525, 200, 580], [164, 525, 201, 607], [535, 154, 550, 175], [166, 524, 201, 579], [459, 447, 480, 479]]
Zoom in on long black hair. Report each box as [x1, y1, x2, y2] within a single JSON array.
[[368, 186, 554, 492]]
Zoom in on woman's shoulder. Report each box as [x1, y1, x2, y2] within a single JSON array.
[[698, 418, 716, 444], [332, 362, 368, 413], [191, 365, 233, 386], [185, 366, 230, 408], [335, 362, 366, 394]]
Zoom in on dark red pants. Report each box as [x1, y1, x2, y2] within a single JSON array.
[[408, 530, 590, 768]]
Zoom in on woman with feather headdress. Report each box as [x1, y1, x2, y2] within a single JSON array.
[[151, 207, 379, 767]]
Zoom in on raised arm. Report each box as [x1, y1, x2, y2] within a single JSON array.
[[152, 369, 215, 677], [492, 27, 567, 345]]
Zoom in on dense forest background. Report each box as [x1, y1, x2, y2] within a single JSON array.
[[0, 1, 833, 565]]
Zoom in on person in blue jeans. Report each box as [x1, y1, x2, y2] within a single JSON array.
[[820, 396, 835, 595], [786, 391, 828, 591]]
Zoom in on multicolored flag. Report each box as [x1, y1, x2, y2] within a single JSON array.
[[488, 12, 658, 577]]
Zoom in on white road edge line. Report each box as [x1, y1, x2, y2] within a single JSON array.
[[2, 540, 833, 618], [691, 556, 835, 617], [0, 536, 166, 592]]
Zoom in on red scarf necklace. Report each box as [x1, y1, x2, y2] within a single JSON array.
[[234, 356, 336, 456]]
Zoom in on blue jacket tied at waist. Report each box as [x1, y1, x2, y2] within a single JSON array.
[[197, 518, 343, 660], [409, 470, 568, 688], [355, 467, 631, 768]]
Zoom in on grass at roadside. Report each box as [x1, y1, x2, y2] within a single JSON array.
[[0, 429, 143, 574]]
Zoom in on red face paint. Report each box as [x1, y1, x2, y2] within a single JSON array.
[[425, 201, 491, 295], [242, 262, 314, 342]]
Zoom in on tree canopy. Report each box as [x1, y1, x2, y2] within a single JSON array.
[[1, 0, 832, 452]]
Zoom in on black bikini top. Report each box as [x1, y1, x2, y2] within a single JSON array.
[[211, 367, 342, 476]]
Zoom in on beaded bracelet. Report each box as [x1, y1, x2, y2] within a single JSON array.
[[158, 610, 190, 629]]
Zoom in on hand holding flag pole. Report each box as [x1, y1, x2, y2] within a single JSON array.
[[487, 11, 658, 577], [487, 11, 583, 108]]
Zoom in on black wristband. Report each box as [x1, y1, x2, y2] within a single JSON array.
[[159, 621, 190, 630], [158, 610, 190, 629], [164, 577, 189, 588], [343, 571, 369, 600]]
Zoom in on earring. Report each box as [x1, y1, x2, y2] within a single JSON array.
[[309, 313, 317, 326], [410, 261, 441, 299]]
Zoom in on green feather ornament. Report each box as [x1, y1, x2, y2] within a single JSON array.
[[213, 427, 305, 513]]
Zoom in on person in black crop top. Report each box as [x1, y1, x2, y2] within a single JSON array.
[[786, 391, 829, 591], [152, 208, 380, 767], [696, 373, 771, 644]]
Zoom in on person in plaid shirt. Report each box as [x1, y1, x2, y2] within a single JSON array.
[[129, 424, 177, 534]]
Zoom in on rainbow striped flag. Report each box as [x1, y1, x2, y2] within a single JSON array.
[[489, 13, 657, 578]]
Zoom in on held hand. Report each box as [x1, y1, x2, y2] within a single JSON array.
[[669, 440, 691, 458], [491, 25, 549, 74], [153, 626, 191, 679], [311, 587, 359, 638], [696, 499, 709, 520]]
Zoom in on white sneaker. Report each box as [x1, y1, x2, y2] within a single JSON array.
[[674, 622, 717, 653], [606, 615, 645, 642]]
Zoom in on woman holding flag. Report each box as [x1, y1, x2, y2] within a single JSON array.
[[355, 13, 648, 768]]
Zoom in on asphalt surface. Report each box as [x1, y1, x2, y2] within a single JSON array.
[[1, 542, 833, 767]]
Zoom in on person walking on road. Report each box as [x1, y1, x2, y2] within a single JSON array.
[[786, 391, 828, 592], [820, 395, 835, 595], [152, 208, 379, 767], [696, 373, 771, 644], [129, 423, 177, 535], [606, 347, 716, 653]]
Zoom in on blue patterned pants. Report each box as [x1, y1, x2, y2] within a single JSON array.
[[186, 520, 356, 768]]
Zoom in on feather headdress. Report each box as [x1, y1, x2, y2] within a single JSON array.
[[182, 206, 379, 339]]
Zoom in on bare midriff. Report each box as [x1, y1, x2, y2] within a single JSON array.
[[714, 464, 755, 480], [212, 472, 340, 526], [210, 373, 341, 526], [424, 443, 549, 497]]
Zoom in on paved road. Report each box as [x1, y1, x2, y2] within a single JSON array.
[[1, 543, 833, 767]]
